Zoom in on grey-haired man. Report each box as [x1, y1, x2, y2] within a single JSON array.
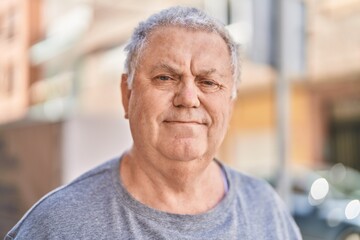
[[6, 6, 301, 240]]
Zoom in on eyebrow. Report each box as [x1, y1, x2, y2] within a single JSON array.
[[150, 63, 182, 76], [150, 63, 225, 78], [197, 68, 217, 76]]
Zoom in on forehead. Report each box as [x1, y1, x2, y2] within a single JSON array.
[[138, 26, 232, 74], [144, 26, 230, 56]]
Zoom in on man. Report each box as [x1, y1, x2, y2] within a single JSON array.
[[6, 6, 301, 239]]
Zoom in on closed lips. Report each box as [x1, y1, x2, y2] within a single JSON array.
[[164, 120, 207, 125]]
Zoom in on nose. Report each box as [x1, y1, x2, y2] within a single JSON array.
[[173, 81, 200, 108]]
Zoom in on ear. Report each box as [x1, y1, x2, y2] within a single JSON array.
[[121, 74, 131, 119]]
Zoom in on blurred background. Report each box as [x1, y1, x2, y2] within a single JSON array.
[[0, 0, 359, 239]]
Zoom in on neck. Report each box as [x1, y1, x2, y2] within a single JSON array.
[[120, 149, 225, 214]]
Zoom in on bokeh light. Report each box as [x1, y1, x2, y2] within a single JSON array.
[[310, 178, 329, 201], [345, 199, 360, 220], [330, 163, 347, 183]]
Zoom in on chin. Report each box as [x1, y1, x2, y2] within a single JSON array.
[[156, 136, 210, 161], [170, 154, 201, 162], [161, 144, 207, 162]]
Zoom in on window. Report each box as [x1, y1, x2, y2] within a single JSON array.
[[6, 8, 16, 40], [328, 100, 360, 171], [0, 64, 14, 97], [0, 65, 6, 96], [0, 14, 4, 39], [7, 64, 14, 94]]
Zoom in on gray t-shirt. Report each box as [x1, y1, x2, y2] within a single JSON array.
[[5, 157, 301, 239]]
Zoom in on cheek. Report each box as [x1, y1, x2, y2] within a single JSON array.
[[211, 101, 232, 123], [207, 102, 232, 138], [129, 86, 153, 113], [128, 91, 149, 130], [128, 89, 172, 130], [128, 93, 158, 149]]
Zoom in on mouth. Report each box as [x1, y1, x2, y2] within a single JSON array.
[[163, 120, 207, 126]]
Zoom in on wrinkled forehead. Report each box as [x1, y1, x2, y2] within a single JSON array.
[[146, 24, 227, 47], [134, 26, 233, 87], [138, 25, 231, 64]]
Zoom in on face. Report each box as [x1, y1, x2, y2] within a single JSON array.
[[122, 26, 235, 162]]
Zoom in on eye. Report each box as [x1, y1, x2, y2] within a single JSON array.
[[156, 75, 172, 81], [202, 80, 217, 86], [197, 79, 222, 92], [152, 75, 178, 88]]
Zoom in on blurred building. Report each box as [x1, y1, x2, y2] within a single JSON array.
[[1, 0, 360, 236], [0, 0, 42, 234], [220, 0, 360, 176], [0, 0, 41, 123], [306, 0, 360, 171]]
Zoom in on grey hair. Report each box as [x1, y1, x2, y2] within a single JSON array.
[[124, 6, 241, 98]]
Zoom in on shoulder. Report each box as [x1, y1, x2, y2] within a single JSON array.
[[223, 163, 287, 210], [6, 157, 120, 239], [223, 163, 275, 200], [221, 163, 302, 239]]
